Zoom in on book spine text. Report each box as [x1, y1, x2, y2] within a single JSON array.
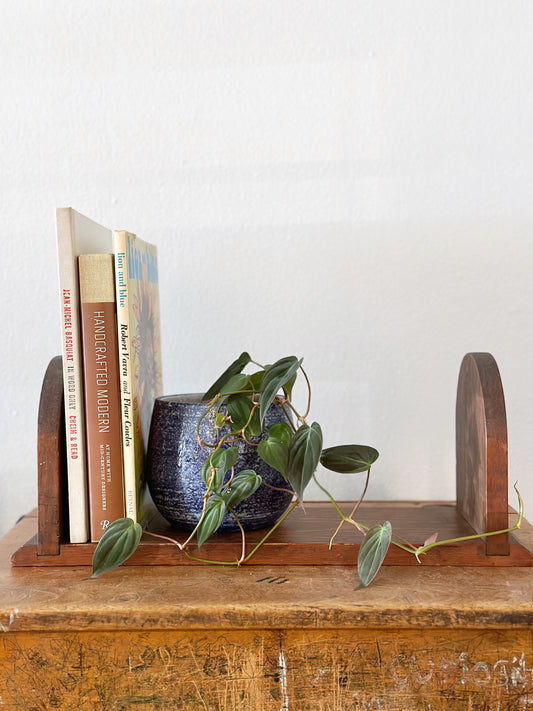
[[79, 254, 125, 541]]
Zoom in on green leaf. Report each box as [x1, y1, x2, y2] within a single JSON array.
[[227, 394, 253, 430], [268, 421, 292, 445], [215, 412, 226, 429], [91, 518, 143, 578], [357, 521, 392, 587], [201, 447, 239, 491], [223, 469, 262, 510], [248, 370, 264, 392], [259, 356, 303, 425], [320, 445, 379, 474], [196, 495, 227, 548], [226, 394, 261, 436], [286, 422, 323, 500], [220, 373, 251, 396], [245, 407, 262, 437], [203, 352, 251, 401], [257, 421, 292, 476], [282, 372, 297, 401]]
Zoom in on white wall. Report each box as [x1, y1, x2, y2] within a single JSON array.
[[2, 1, 533, 538]]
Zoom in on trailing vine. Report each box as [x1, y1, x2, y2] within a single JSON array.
[[91, 353, 523, 586]]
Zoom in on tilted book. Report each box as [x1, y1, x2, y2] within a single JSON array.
[[113, 231, 163, 523], [56, 208, 113, 543], [79, 254, 125, 541]]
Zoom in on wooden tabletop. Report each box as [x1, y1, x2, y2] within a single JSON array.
[[2, 510, 533, 634]]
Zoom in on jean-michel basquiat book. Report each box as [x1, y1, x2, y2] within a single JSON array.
[[113, 231, 163, 523], [56, 208, 114, 543]]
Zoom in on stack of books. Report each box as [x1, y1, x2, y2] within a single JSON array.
[[56, 208, 163, 543]]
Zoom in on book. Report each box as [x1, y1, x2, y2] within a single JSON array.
[[113, 231, 163, 523], [79, 254, 125, 541], [56, 208, 113, 543]]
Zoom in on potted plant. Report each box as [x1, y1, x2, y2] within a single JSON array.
[[92, 353, 524, 586]]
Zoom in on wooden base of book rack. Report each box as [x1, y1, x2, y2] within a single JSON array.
[[11, 353, 533, 568]]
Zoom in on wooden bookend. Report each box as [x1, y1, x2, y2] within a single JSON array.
[[37, 355, 67, 555], [456, 352, 509, 556], [11, 352, 531, 568]]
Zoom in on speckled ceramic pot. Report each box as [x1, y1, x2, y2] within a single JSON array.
[[145, 394, 294, 532]]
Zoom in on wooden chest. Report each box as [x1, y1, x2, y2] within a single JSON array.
[[2, 510, 533, 710]]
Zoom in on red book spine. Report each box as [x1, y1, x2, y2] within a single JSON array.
[[79, 254, 125, 541]]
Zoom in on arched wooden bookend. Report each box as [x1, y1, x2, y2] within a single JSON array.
[[456, 352, 509, 556], [37, 355, 68, 555]]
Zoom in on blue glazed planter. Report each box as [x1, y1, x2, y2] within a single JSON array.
[[146, 394, 294, 532]]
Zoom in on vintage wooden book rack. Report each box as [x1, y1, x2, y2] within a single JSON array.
[[11, 352, 533, 567]]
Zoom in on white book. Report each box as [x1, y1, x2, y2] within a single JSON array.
[[56, 208, 113, 542]]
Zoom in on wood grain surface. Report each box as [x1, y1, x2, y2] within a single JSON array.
[[3, 513, 533, 633], [3, 514, 533, 709], [13, 500, 533, 568], [37, 355, 67, 555], [456, 352, 509, 555], [3, 628, 533, 710]]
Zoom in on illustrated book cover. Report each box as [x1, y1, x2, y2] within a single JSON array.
[[113, 231, 163, 523]]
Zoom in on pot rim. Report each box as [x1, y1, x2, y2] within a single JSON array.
[[156, 393, 205, 405]]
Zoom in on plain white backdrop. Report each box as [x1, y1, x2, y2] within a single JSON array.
[[1, 2, 533, 538]]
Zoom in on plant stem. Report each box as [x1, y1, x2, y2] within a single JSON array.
[[281, 400, 303, 428], [230, 510, 246, 564], [180, 488, 213, 548], [312, 473, 419, 554], [312, 474, 346, 520], [413, 482, 523, 559], [182, 551, 241, 565], [261, 481, 295, 498], [243, 500, 299, 561], [414, 516, 523, 557], [347, 468, 371, 521], [174, 501, 300, 567], [300, 365, 312, 419], [196, 399, 218, 445], [142, 529, 184, 550]]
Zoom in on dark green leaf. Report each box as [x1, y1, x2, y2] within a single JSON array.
[[257, 422, 292, 476], [282, 372, 297, 401], [201, 447, 239, 491], [357, 521, 392, 587], [91, 518, 143, 578], [245, 407, 262, 437], [223, 470, 262, 510], [196, 494, 227, 548], [203, 352, 251, 401], [268, 421, 292, 445], [286, 422, 323, 500], [200, 457, 211, 486], [248, 370, 264, 392], [259, 356, 302, 425], [220, 373, 251, 396], [227, 394, 253, 431], [226, 394, 261, 436], [320, 445, 379, 474]]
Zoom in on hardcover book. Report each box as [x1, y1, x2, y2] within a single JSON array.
[[79, 254, 125, 541], [56, 208, 113, 543], [113, 231, 163, 523]]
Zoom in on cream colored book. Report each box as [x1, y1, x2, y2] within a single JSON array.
[[56, 208, 113, 542], [113, 231, 163, 523]]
